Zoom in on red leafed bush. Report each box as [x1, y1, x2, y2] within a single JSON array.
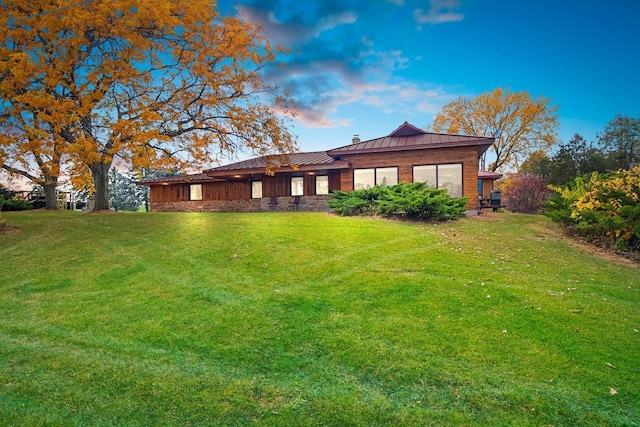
[[501, 173, 551, 214]]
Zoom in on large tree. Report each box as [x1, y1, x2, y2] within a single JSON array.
[[432, 88, 559, 172], [0, 0, 297, 211]]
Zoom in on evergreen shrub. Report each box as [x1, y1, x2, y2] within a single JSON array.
[[327, 182, 467, 221]]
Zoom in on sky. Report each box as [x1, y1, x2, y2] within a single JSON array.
[[2, 0, 639, 190], [217, 0, 640, 153]]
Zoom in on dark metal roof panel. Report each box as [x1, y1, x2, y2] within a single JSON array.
[[204, 151, 346, 175], [328, 133, 495, 155], [478, 170, 503, 179], [137, 173, 224, 186]]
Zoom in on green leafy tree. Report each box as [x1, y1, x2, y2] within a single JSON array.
[[598, 115, 640, 170], [520, 134, 609, 185]]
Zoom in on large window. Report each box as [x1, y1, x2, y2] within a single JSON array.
[[291, 177, 304, 196], [316, 175, 329, 195], [251, 181, 262, 199], [354, 167, 398, 190], [189, 184, 202, 201], [413, 164, 463, 198]]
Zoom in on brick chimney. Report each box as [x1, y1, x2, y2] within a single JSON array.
[[352, 134, 361, 144]]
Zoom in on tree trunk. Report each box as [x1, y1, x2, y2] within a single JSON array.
[[43, 181, 58, 210], [90, 161, 112, 211]]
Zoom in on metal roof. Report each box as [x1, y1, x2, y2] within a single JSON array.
[[478, 170, 503, 179], [139, 122, 496, 185], [328, 132, 494, 156], [137, 173, 224, 185], [205, 151, 349, 176]]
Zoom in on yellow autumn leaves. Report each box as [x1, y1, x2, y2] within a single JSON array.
[[549, 167, 640, 248]]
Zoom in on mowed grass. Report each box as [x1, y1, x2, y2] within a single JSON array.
[[0, 210, 638, 426]]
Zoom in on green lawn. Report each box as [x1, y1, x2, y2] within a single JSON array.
[[0, 210, 638, 426]]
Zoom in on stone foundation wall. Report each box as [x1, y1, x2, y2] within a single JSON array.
[[151, 195, 332, 213]]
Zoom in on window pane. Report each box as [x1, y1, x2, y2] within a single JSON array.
[[251, 181, 262, 199], [316, 175, 329, 195], [413, 165, 437, 188], [190, 184, 202, 201], [437, 164, 463, 198], [354, 169, 375, 190], [376, 167, 398, 186], [291, 177, 304, 196]]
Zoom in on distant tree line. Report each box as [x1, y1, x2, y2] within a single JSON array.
[[520, 115, 639, 184]]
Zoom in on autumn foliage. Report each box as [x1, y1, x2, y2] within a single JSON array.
[[546, 167, 640, 253], [500, 173, 551, 214], [432, 88, 558, 172], [0, 0, 297, 210]]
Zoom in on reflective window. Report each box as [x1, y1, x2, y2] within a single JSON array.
[[438, 164, 463, 198], [354, 169, 375, 190], [291, 177, 304, 196], [413, 165, 437, 188], [189, 184, 202, 201], [251, 181, 262, 199], [413, 164, 463, 198], [316, 175, 329, 195], [376, 167, 398, 186]]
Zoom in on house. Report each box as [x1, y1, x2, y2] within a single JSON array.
[[140, 122, 501, 213]]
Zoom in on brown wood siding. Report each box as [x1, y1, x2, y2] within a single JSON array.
[[303, 175, 314, 196], [329, 172, 341, 192], [204, 181, 251, 200], [481, 179, 495, 198], [337, 146, 480, 208], [150, 181, 251, 202], [263, 175, 290, 197], [149, 183, 190, 203], [150, 171, 346, 203]]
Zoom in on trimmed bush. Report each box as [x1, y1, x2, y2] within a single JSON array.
[[327, 182, 467, 221]]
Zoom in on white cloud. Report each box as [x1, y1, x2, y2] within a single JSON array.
[[414, 0, 464, 25], [315, 11, 358, 36], [236, 6, 357, 46]]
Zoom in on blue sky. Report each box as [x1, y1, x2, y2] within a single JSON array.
[[218, 0, 640, 153]]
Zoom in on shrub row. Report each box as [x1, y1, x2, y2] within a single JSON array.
[[327, 182, 467, 221], [545, 167, 640, 252]]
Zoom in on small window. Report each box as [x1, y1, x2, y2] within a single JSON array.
[[189, 184, 202, 201], [251, 181, 262, 199], [354, 169, 375, 190], [291, 177, 304, 196], [316, 175, 329, 195], [376, 167, 398, 186]]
